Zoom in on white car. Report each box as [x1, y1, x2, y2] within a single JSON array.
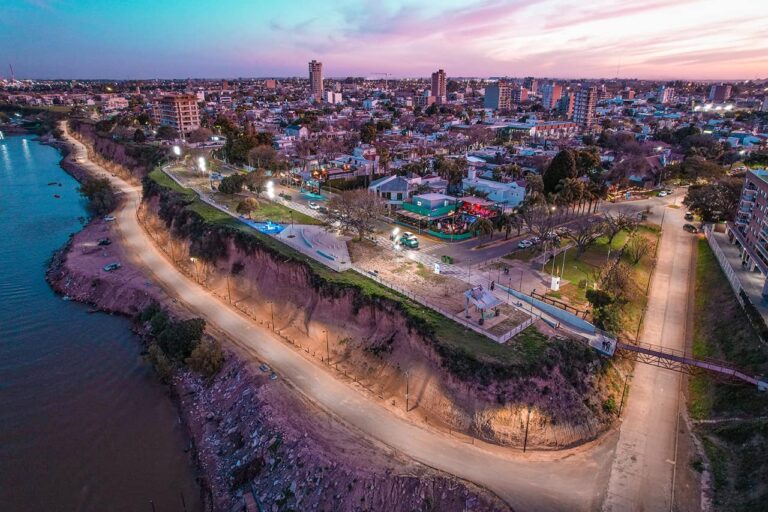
[[517, 239, 532, 249], [658, 191, 668, 197], [308, 201, 320, 210]]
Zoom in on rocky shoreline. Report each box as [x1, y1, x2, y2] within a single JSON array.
[[47, 130, 510, 511]]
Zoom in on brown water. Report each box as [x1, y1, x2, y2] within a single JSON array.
[[0, 135, 204, 512]]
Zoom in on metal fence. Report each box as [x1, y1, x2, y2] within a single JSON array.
[[703, 225, 744, 298], [350, 264, 535, 344]]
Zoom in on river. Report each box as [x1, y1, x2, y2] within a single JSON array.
[[0, 135, 203, 512]]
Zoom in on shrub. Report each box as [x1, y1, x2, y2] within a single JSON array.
[[157, 318, 206, 361], [79, 177, 116, 216], [219, 173, 246, 194], [186, 339, 225, 378], [147, 343, 172, 383], [602, 395, 617, 414]]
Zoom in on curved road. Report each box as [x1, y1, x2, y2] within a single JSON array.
[[62, 124, 692, 512]]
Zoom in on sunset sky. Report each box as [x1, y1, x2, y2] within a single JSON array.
[[4, 0, 767, 80]]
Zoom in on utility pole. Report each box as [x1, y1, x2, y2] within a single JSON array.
[[324, 329, 330, 363], [226, 274, 232, 304], [523, 405, 532, 453], [404, 370, 410, 412], [269, 301, 274, 331]]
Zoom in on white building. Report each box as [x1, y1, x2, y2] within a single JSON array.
[[462, 169, 526, 208]]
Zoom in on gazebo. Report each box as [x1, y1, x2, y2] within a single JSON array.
[[464, 285, 502, 324]]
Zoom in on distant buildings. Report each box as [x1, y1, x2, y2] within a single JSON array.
[[265, 79, 277, 90], [510, 86, 528, 104], [709, 84, 732, 103], [309, 60, 324, 99], [540, 82, 562, 110], [523, 76, 538, 94], [152, 93, 200, 136], [573, 86, 597, 128], [558, 92, 575, 118], [324, 91, 343, 104], [484, 83, 511, 110], [658, 86, 675, 104], [431, 69, 447, 103]]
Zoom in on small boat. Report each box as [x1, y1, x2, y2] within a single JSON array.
[[47, 181, 57, 186], [53, 194, 61, 198], [62, 295, 72, 301]]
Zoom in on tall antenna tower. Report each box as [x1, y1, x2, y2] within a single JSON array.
[[9, 64, 15, 83]]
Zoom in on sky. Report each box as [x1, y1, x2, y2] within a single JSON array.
[[2, 0, 768, 80]]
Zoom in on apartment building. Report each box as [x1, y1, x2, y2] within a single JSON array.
[[728, 168, 768, 294], [152, 93, 200, 136], [309, 60, 324, 99], [573, 86, 597, 128], [431, 69, 447, 103], [484, 83, 511, 110], [540, 82, 562, 110]]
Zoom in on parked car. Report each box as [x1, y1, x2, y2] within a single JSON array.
[[399, 232, 419, 249], [258, 363, 271, 373], [658, 191, 668, 197], [684, 212, 694, 221], [97, 238, 111, 246], [308, 201, 320, 210], [683, 224, 698, 233], [517, 239, 533, 249], [103, 262, 121, 272], [530, 236, 541, 245], [103, 215, 116, 222]]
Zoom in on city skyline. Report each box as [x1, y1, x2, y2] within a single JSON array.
[[3, 0, 768, 81]]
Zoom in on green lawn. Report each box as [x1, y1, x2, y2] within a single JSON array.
[[546, 225, 660, 338], [689, 239, 768, 511]]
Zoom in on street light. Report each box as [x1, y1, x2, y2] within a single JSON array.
[[197, 156, 207, 173], [404, 369, 410, 412], [172, 145, 181, 158], [268, 301, 274, 331], [323, 329, 330, 363], [190, 257, 199, 283]]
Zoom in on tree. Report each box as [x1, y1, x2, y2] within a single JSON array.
[[157, 318, 206, 361], [187, 127, 214, 143], [236, 197, 259, 218], [133, 128, 146, 143], [156, 125, 178, 140], [497, 212, 522, 240], [564, 219, 606, 257], [245, 169, 267, 197], [626, 232, 652, 265], [322, 190, 384, 240], [247, 144, 276, 168], [360, 123, 377, 144], [186, 339, 225, 378], [470, 218, 495, 240], [521, 204, 558, 241], [683, 177, 742, 222], [603, 211, 636, 245], [79, 177, 116, 216], [543, 149, 577, 194], [218, 173, 246, 194]]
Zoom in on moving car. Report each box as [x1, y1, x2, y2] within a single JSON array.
[[103, 262, 121, 272], [517, 239, 533, 249], [97, 237, 111, 246], [684, 212, 694, 221], [399, 232, 419, 249], [308, 201, 320, 210], [683, 224, 698, 233]]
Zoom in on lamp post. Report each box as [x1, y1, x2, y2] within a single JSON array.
[[172, 145, 181, 163], [323, 329, 330, 363], [268, 301, 274, 331], [190, 257, 199, 283]]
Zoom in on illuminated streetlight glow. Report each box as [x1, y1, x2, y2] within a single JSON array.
[[198, 157, 206, 172], [172, 145, 181, 156]]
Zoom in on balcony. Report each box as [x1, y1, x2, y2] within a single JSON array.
[[742, 193, 757, 203]]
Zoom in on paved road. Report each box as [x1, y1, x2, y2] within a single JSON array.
[[602, 191, 695, 511], [61, 125, 622, 512]]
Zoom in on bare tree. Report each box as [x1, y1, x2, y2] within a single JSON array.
[[603, 211, 637, 245], [521, 204, 559, 241], [625, 232, 652, 265], [593, 261, 633, 301], [564, 219, 606, 257], [322, 190, 385, 241]]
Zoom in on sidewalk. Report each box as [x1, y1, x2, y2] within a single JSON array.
[[710, 230, 768, 322]]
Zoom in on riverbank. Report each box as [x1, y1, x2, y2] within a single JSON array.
[[51, 124, 511, 511]]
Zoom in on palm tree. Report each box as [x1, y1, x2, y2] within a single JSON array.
[[497, 212, 520, 240], [471, 218, 495, 240]]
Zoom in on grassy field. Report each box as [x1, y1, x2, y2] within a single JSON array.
[[690, 239, 768, 511], [209, 191, 322, 225], [546, 225, 660, 338], [148, 169, 579, 377]]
